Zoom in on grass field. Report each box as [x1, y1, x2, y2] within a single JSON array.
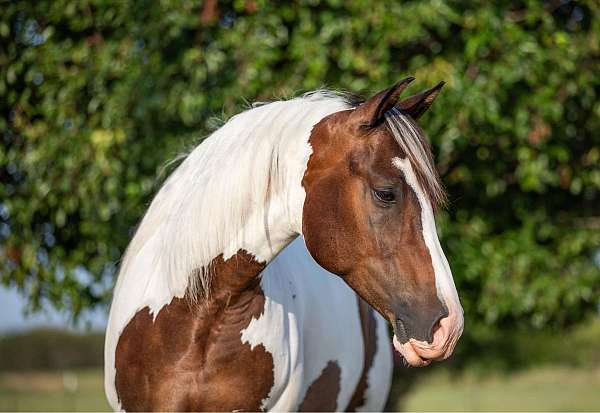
[[399, 365, 600, 411], [2, 365, 600, 411], [0, 369, 110, 411]]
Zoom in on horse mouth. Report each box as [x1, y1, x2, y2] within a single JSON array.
[[392, 335, 432, 367]]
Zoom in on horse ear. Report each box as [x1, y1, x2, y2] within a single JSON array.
[[397, 81, 445, 120], [352, 77, 414, 127]]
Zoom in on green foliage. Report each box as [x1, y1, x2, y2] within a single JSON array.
[[1, 0, 599, 337]]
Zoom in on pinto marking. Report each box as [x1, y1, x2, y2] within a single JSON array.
[[298, 361, 341, 411], [346, 299, 377, 411], [242, 237, 365, 410]]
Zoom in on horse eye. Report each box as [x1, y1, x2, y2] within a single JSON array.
[[373, 188, 396, 204]]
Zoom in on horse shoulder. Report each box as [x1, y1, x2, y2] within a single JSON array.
[[113, 286, 276, 411]]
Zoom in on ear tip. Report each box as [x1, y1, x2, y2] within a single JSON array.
[[386, 76, 416, 100], [393, 77, 415, 89], [435, 80, 446, 89]]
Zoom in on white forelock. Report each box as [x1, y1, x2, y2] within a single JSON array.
[[385, 108, 446, 207]]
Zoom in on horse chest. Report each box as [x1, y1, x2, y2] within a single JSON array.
[[112, 271, 368, 412], [114, 289, 278, 411], [242, 258, 369, 411]]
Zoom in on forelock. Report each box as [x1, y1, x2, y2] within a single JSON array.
[[384, 108, 446, 209]]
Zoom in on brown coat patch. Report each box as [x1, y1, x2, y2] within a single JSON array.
[[346, 298, 378, 411], [114, 250, 275, 411], [298, 361, 341, 412]]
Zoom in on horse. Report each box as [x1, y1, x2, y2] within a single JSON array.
[[104, 78, 464, 412]]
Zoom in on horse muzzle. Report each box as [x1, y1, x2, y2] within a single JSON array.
[[392, 308, 464, 367]]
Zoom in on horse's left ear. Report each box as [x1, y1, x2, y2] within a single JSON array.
[[351, 77, 414, 127], [397, 81, 445, 120]]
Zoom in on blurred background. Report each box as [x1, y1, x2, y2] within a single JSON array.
[[1, 0, 599, 411]]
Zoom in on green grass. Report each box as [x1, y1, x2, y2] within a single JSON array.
[[2, 366, 600, 411], [0, 369, 110, 412], [399, 365, 600, 411]]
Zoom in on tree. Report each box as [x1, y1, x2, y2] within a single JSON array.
[[1, 0, 599, 339]]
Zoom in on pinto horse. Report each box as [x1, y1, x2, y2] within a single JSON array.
[[104, 78, 464, 411]]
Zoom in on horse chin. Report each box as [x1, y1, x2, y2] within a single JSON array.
[[392, 335, 431, 367]]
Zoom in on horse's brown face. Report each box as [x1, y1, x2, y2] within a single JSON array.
[[302, 79, 463, 366]]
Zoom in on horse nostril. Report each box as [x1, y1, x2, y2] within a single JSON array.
[[429, 319, 442, 343], [428, 308, 449, 343], [395, 303, 449, 343]]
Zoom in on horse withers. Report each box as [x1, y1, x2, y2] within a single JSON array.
[[104, 78, 464, 411]]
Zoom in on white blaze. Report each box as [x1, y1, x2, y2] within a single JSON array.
[[392, 157, 463, 361]]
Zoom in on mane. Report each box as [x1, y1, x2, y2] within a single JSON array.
[[385, 108, 447, 209], [117, 90, 351, 304], [116, 90, 445, 306]]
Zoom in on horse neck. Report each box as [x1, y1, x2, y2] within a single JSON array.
[[117, 97, 350, 309], [193, 138, 309, 300]]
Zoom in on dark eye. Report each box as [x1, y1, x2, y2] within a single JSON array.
[[373, 188, 396, 204]]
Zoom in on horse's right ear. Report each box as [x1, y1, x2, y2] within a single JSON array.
[[351, 77, 415, 127], [397, 81, 445, 120]]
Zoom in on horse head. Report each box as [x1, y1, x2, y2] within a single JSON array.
[[301, 78, 464, 367]]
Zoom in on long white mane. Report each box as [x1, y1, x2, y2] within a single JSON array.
[[115, 91, 351, 305]]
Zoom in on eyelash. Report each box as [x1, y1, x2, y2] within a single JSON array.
[[373, 188, 396, 204]]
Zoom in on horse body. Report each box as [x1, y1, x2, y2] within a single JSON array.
[[107, 238, 391, 411], [105, 83, 464, 411]]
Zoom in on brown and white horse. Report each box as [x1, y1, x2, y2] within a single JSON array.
[[104, 78, 464, 411]]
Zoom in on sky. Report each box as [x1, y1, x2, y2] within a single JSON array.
[[0, 285, 107, 333]]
